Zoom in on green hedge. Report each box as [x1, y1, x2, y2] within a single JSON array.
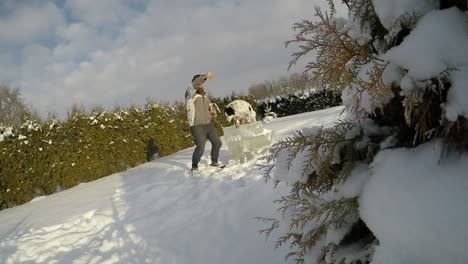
[[256, 90, 342, 118], [0, 103, 193, 209], [0, 95, 261, 209]]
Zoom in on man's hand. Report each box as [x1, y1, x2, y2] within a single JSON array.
[[205, 72, 214, 79]]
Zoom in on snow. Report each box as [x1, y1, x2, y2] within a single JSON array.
[[360, 140, 468, 264], [0, 127, 14, 142], [272, 147, 310, 184], [382, 7, 468, 120], [0, 107, 344, 264], [381, 63, 404, 87], [446, 66, 468, 121], [371, 0, 439, 30], [382, 8, 468, 80], [1, 104, 467, 263], [342, 5, 372, 45], [342, 63, 375, 113], [330, 163, 371, 200], [342, 62, 394, 115]]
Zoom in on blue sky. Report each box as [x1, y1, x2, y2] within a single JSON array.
[[0, 0, 345, 118]]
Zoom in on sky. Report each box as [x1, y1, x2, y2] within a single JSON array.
[[0, 0, 346, 118], [1, 106, 467, 263]]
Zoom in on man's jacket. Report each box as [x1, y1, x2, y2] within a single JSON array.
[[185, 84, 214, 127]]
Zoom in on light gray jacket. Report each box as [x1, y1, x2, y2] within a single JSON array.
[[185, 74, 220, 127]]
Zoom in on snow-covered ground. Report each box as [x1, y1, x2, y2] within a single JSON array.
[[0, 107, 344, 264], [1, 105, 467, 264]]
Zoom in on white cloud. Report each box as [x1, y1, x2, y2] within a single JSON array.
[[64, 0, 133, 27], [0, 2, 64, 44], [0, 51, 18, 80], [53, 23, 114, 60], [1, 0, 348, 118], [20, 44, 52, 79]]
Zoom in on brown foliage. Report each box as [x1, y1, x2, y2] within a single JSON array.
[[286, 7, 370, 93]]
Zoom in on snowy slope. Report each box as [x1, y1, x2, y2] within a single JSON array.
[[0, 107, 344, 264]]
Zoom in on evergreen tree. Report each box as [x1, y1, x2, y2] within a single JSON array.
[[261, 1, 468, 263]]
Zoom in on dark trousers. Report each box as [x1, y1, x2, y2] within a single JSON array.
[[190, 122, 222, 167]]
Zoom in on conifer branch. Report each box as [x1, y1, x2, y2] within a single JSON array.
[[285, 7, 370, 93]]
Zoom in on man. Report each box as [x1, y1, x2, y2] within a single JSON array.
[[185, 72, 222, 171]]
